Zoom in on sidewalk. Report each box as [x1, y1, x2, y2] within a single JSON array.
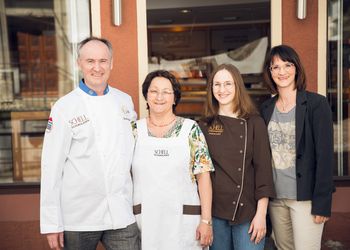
[[0, 212, 349, 249], [322, 212, 350, 250]]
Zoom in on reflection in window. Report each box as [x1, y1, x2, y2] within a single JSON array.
[[146, 0, 271, 119], [0, 0, 90, 183], [327, 0, 350, 177]]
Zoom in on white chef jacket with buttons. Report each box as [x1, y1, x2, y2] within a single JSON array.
[[40, 81, 137, 233]]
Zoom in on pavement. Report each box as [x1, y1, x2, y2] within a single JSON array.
[[0, 212, 349, 250]]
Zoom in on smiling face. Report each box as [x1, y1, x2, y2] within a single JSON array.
[[147, 77, 175, 116], [77, 40, 113, 90], [270, 56, 296, 92], [212, 69, 236, 110]]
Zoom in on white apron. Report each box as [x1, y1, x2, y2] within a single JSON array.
[[132, 118, 202, 250]]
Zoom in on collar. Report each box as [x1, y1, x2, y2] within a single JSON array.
[[262, 90, 307, 109], [79, 79, 109, 96], [296, 89, 307, 105]]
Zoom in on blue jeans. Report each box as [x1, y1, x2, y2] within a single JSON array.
[[64, 222, 140, 250], [210, 217, 265, 250]]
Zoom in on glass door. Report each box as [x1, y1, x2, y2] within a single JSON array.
[[327, 0, 350, 177], [146, 0, 271, 120]]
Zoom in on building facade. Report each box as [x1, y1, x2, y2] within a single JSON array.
[[0, 0, 349, 249]]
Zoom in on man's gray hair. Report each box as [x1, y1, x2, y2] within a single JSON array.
[[77, 37, 113, 58]]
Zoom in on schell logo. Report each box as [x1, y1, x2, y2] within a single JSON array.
[[208, 124, 224, 135], [154, 149, 169, 157], [69, 115, 90, 128]]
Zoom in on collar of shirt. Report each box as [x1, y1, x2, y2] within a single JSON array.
[[79, 79, 110, 96]]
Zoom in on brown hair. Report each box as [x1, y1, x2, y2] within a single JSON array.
[[263, 45, 306, 94], [203, 64, 257, 125]]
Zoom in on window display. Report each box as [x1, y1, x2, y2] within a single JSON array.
[[0, 0, 90, 183]]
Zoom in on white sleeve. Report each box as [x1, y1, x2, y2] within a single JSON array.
[[40, 105, 72, 234], [128, 95, 137, 122]]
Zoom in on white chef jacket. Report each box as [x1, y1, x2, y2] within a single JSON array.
[[40, 83, 137, 234]]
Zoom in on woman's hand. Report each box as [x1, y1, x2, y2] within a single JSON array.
[[196, 221, 213, 247], [248, 197, 268, 245], [196, 172, 213, 247], [313, 215, 330, 224], [248, 212, 266, 244]]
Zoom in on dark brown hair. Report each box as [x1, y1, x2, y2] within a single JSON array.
[[263, 45, 306, 94], [142, 70, 181, 112], [203, 64, 257, 124]]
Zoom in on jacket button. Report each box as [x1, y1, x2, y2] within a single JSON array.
[[297, 173, 302, 178], [238, 168, 242, 171], [232, 201, 236, 205], [239, 150, 243, 154], [240, 135, 243, 139], [240, 121, 243, 125], [237, 185, 241, 189], [240, 203, 244, 206]]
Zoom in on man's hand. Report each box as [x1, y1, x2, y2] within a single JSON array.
[[46, 232, 64, 250]]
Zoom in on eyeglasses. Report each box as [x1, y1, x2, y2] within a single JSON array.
[[212, 81, 234, 90], [148, 89, 174, 97], [270, 63, 295, 74]]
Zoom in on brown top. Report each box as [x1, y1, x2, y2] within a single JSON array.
[[199, 114, 275, 224]]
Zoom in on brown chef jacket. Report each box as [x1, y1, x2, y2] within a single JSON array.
[[199, 114, 275, 224]]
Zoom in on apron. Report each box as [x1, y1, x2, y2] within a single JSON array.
[[132, 118, 202, 250]]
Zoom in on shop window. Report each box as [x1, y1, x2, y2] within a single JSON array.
[[0, 0, 90, 184], [327, 0, 350, 178], [146, 1, 271, 119]]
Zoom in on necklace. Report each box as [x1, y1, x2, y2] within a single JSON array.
[[148, 116, 176, 127], [278, 98, 295, 112], [279, 98, 287, 111]]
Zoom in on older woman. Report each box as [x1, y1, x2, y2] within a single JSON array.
[[132, 70, 214, 250]]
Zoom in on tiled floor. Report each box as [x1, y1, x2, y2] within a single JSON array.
[[0, 212, 349, 250]]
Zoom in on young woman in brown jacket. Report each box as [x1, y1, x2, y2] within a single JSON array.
[[199, 64, 275, 250]]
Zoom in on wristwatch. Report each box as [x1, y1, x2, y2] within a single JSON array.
[[201, 219, 212, 226]]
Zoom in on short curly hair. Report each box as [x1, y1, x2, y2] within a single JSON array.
[[142, 70, 181, 113]]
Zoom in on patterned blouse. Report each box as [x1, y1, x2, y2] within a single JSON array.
[[132, 117, 214, 182]]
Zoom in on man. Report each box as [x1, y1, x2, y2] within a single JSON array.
[[40, 37, 140, 250]]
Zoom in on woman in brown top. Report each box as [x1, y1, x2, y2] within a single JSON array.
[[199, 64, 275, 250]]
